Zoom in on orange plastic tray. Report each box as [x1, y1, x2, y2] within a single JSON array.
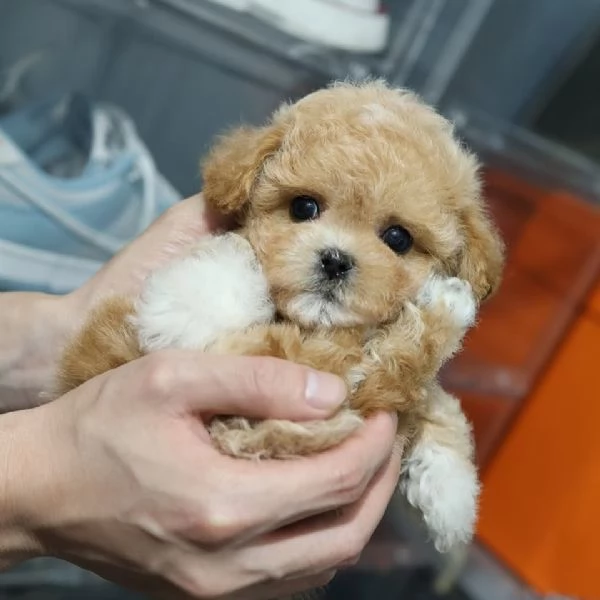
[[441, 168, 600, 467]]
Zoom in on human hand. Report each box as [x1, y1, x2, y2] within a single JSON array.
[[9, 350, 400, 599], [0, 195, 228, 410], [72, 194, 227, 309]]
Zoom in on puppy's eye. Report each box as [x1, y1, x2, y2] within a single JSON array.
[[290, 196, 320, 221], [381, 225, 413, 254]]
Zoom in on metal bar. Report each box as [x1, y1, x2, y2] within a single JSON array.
[[389, 0, 447, 86], [421, 0, 495, 104]]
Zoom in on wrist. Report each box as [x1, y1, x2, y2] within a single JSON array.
[[0, 292, 83, 411], [0, 408, 50, 569]]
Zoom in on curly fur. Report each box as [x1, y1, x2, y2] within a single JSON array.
[[55, 80, 504, 557]]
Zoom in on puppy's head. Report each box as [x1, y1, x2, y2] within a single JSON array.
[[202, 80, 504, 329]]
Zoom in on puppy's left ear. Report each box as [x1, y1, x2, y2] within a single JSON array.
[[201, 120, 286, 222], [455, 203, 505, 303]]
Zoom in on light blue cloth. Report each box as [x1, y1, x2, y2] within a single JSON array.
[[0, 93, 181, 294]]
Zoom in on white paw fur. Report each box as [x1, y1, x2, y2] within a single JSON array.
[[400, 438, 480, 552], [417, 275, 477, 329], [135, 233, 275, 352]]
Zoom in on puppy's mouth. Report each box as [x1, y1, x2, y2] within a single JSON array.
[[274, 249, 363, 328], [317, 280, 345, 303], [321, 289, 337, 302], [284, 280, 361, 328]]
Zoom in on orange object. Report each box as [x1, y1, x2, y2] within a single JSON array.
[[443, 169, 600, 598], [477, 283, 600, 599], [442, 170, 600, 467]]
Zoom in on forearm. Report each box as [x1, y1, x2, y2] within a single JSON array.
[[0, 292, 79, 412]]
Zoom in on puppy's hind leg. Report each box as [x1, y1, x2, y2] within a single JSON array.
[[400, 384, 480, 552], [208, 324, 365, 459], [55, 296, 142, 397], [210, 411, 364, 459]]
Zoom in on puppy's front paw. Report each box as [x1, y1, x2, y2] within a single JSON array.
[[135, 233, 275, 352], [210, 410, 364, 459], [417, 276, 477, 329], [400, 440, 480, 552]]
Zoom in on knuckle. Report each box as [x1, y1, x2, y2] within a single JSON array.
[[168, 564, 213, 599], [341, 540, 365, 567], [194, 500, 242, 548], [264, 563, 288, 583], [333, 464, 369, 503], [342, 552, 363, 567], [142, 353, 177, 398], [311, 569, 337, 588], [332, 529, 367, 567], [235, 550, 291, 585], [281, 570, 337, 598], [165, 554, 239, 598]]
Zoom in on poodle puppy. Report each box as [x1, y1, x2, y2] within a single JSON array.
[[56, 80, 504, 552]]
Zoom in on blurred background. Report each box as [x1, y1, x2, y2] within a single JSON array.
[[1, 0, 599, 598]]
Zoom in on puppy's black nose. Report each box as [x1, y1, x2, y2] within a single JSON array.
[[319, 248, 354, 280]]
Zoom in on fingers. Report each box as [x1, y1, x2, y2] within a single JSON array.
[[156, 413, 398, 553], [166, 549, 335, 600], [115, 352, 398, 564], [137, 350, 347, 420], [78, 196, 213, 301], [166, 438, 399, 598], [197, 193, 237, 232], [210, 412, 399, 537], [227, 445, 403, 590]]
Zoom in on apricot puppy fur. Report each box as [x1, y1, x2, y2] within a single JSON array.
[[57, 80, 504, 552]]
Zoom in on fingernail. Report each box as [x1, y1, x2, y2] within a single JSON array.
[[305, 371, 346, 409]]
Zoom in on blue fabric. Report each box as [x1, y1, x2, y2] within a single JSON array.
[[0, 93, 182, 293]]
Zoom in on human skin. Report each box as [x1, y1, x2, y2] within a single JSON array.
[[0, 196, 401, 599]]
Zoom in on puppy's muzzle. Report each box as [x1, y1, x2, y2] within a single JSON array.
[[318, 247, 355, 281]]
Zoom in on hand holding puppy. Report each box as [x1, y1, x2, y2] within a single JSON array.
[[0, 192, 401, 599], [4, 349, 400, 599], [57, 81, 505, 555]]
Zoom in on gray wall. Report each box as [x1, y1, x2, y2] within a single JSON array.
[[2, 0, 600, 195], [439, 0, 600, 123], [0, 0, 305, 195]]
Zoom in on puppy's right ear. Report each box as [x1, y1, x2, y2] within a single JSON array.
[[202, 122, 286, 222]]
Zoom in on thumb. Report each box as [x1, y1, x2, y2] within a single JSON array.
[[144, 351, 348, 421]]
